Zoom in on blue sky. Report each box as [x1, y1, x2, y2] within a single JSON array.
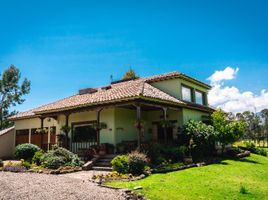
[[0, 0, 268, 112]]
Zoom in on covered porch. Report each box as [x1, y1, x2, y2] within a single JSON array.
[[37, 99, 183, 156]]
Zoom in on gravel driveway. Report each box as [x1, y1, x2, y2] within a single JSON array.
[[0, 171, 124, 200]]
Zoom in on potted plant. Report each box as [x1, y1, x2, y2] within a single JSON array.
[[92, 122, 107, 130], [134, 120, 145, 129]]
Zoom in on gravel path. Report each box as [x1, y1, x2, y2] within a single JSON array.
[[0, 172, 124, 200]]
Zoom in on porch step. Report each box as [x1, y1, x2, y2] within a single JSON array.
[[94, 161, 112, 167], [91, 154, 117, 171], [92, 166, 112, 171]]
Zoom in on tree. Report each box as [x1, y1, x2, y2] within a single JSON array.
[[212, 109, 246, 154], [261, 109, 268, 147], [0, 65, 30, 130], [122, 67, 139, 80]]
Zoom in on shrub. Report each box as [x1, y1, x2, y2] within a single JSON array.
[[40, 147, 84, 169], [22, 160, 31, 169], [183, 120, 217, 159], [41, 155, 66, 169], [111, 155, 129, 174], [32, 151, 43, 165], [128, 151, 148, 175], [15, 143, 42, 161], [240, 142, 267, 157], [144, 144, 184, 165], [0, 159, 3, 168]]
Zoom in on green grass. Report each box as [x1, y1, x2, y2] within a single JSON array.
[[107, 154, 268, 200]]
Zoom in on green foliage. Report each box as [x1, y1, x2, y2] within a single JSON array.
[[240, 186, 248, 194], [32, 151, 43, 165], [212, 109, 246, 153], [0, 65, 30, 130], [22, 160, 31, 169], [122, 67, 139, 80], [40, 147, 84, 169], [41, 154, 66, 169], [0, 159, 3, 167], [144, 144, 184, 165], [183, 120, 217, 159], [128, 151, 148, 175], [35, 128, 48, 135], [60, 125, 71, 134], [15, 143, 42, 161], [111, 155, 129, 174], [242, 142, 267, 156]]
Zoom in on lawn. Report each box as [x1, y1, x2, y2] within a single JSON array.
[[107, 154, 268, 200]]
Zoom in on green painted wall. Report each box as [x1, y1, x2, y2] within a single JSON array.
[[151, 78, 209, 102], [114, 108, 137, 144], [182, 108, 210, 124]]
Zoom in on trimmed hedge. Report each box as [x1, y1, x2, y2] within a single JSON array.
[[15, 143, 42, 161]]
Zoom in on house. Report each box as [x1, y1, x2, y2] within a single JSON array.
[[9, 72, 214, 154]]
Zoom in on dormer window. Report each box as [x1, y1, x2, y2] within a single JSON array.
[[182, 86, 192, 102], [195, 90, 203, 105]]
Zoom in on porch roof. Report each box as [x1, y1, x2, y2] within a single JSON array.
[[10, 72, 214, 120]]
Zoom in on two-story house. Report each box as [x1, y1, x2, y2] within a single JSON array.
[[9, 71, 214, 153]]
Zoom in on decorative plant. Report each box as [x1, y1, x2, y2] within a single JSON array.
[[134, 120, 145, 129], [60, 125, 71, 134], [92, 122, 107, 130], [35, 128, 48, 135]]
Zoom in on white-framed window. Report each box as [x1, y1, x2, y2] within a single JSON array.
[[195, 90, 203, 105], [182, 86, 192, 102]]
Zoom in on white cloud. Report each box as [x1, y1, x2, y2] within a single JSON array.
[[207, 66, 239, 85], [208, 67, 268, 113]]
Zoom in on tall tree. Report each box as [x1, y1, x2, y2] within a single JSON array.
[[122, 67, 139, 80], [0, 65, 30, 130], [261, 109, 268, 147]]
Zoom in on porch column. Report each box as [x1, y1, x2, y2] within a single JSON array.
[[39, 117, 45, 149], [162, 107, 168, 144], [64, 113, 70, 149], [96, 109, 103, 146], [136, 104, 142, 151]]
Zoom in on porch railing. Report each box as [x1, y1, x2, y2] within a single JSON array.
[[71, 141, 97, 154]]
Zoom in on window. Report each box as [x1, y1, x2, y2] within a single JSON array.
[[195, 91, 204, 105], [72, 123, 97, 142], [182, 86, 192, 102]]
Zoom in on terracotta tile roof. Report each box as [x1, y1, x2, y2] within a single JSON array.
[[10, 72, 211, 120]]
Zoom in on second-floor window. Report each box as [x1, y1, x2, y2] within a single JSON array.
[[195, 90, 204, 105], [182, 86, 192, 102]]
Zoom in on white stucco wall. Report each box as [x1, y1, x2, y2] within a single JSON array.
[[0, 128, 15, 159]]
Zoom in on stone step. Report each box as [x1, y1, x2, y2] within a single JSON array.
[[98, 158, 113, 162], [95, 162, 112, 167], [92, 166, 112, 171], [101, 154, 117, 159]]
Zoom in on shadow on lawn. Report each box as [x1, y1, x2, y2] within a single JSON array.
[[218, 157, 261, 165]]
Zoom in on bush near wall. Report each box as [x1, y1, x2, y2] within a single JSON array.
[[15, 143, 42, 161]]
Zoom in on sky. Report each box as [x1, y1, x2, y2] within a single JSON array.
[[0, 0, 268, 113]]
